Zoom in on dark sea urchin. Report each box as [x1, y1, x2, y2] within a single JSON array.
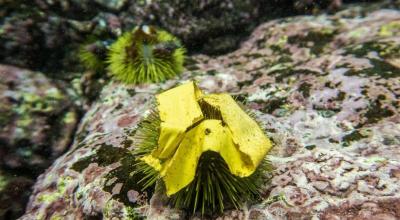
[[107, 25, 186, 84], [79, 40, 110, 72], [133, 82, 273, 215]]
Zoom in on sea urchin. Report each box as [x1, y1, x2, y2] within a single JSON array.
[[79, 39, 110, 72], [107, 25, 186, 84], [133, 81, 273, 215]]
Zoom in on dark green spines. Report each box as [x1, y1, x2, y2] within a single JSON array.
[[132, 104, 272, 215], [170, 151, 270, 215], [79, 40, 110, 71], [107, 26, 186, 84]]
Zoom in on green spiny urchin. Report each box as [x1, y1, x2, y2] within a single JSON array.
[[132, 99, 273, 215], [107, 25, 186, 84], [170, 152, 271, 215], [79, 39, 111, 71]]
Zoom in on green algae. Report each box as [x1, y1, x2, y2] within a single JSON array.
[[262, 192, 292, 207], [125, 206, 145, 220], [379, 21, 400, 37], [268, 65, 320, 83], [260, 97, 288, 114], [305, 144, 316, 150], [269, 40, 293, 63], [348, 27, 370, 39], [362, 99, 395, 125], [10, 87, 68, 140], [45, 88, 64, 100], [71, 155, 93, 173], [298, 82, 312, 98], [71, 144, 126, 172], [341, 58, 399, 79], [317, 109, 336, 118], [63, 111, 77, 124], [16, 147, 33, 158], [274, 107, 290, 117], [103, 151, 153, 206], [0, 106, 13, 127], [18, 90, 64, 114], [206, 69, 218, 76], [287, 29, 337, 54], [276, 35, 288, 49], [345, 41, 400, 59], [342, 130, 367, 147], [103, 199, 145, 220], [50, 214, 63, 220], [71, 143, 153, 206], [328, 138, 339, 144], [16, 115, 33, 128], [269, 43, 290, 55], [126, 89, 136, 97], [37, 176, 72, 203], [0, 175, 9, 192]]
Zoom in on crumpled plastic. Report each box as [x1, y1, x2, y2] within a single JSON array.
[[141, 81, 272, 196]]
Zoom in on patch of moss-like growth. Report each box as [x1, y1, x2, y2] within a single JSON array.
[[71, 143, 154, 206], [344, 58, 399, 79], [125, 206, 145, 220], [71, 144, 126, 172], [317, 109, 337, 118], [342, 130, 367, 147], [298, 82, 312, 98], [305, 144, 316, 150], [345, 41, 400, 59], [260, 97, 288, 115], [37, 176, 73, 204], [362, 99, 395, 125], [379, 21, 400, 37], [287, 29, 337, 54], [0, 175, 9, 192], [268, 64, 321, 83], [103, 151, 154, 206]]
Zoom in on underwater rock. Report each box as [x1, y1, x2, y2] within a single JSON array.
[[0, 65, 79, 218], [21, 4, 400, 220], [0, 0, 364, 75], [0, 175, 33, 220], [94, 0, 128, 11], [0, 65, 79, 172]]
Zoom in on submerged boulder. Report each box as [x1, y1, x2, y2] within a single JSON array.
[[0, 0, 361, 74], [21, 3, 400, 220], [0, 65, 79, 219]]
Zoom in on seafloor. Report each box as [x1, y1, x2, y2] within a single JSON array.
[[1, 0, 400, 219]]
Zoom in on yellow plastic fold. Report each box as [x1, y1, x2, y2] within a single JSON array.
[[202, 94, 272, 174], [153, 81, 203, 159], [140, 81, 272, 196]]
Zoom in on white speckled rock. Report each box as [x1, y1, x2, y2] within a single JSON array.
[[21, 4, 400, 220]]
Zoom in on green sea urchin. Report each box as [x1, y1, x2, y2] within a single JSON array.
[[79, 39, 110, 71], [132, 82, 273, 215], [107, 25, 186, 84]]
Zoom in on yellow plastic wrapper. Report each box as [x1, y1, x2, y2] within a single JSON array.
[[141, 81, 272, 196], [202, 94, 271, 175], [153, 81, 203, 159]]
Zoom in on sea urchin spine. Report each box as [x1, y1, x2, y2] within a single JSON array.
[[79, 39, 111, 72]]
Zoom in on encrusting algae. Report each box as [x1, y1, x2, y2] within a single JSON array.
[[133, 81, 273, 214]]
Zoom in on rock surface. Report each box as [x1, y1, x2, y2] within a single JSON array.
[[0, 65, 79, 219], [0, 0, 353, 74], [21, 3, 400, 220]]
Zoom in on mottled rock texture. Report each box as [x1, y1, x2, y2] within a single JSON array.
[[0, 0, 356, 75], [21, 3, 400, 220], [0, 65, 79, 219]]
